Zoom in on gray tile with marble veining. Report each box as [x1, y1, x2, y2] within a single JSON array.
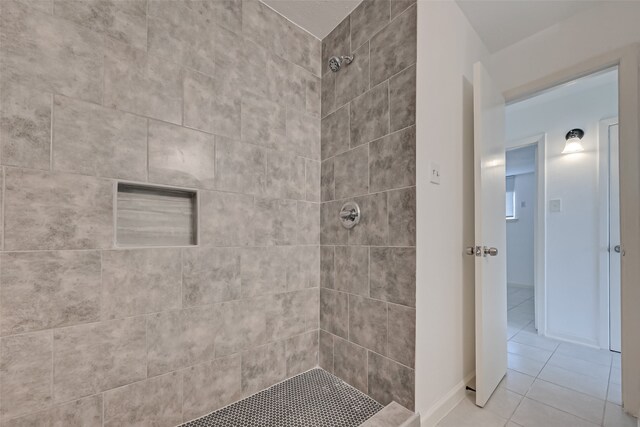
[[214, 137, 266, 196], [350, 81, 389, 148], [242, 92, 286, 149], [266, 151, 306, 200], [336, 42, 370, 108], [297, 202, 320, 245], [101, 248, 182, 320], [241, 341, 287, 395], [3, 395, 102, 427], [53, 0, 147, 50], [334, 337, 368, 393], [53, 95, 147, 181], [334, 245, 369, 296], [183, 247, 241, 307], [4, 168, 113, 250], [350, 0, 390, 50], [321, 199, 349, 245], [306, 73, 322, 117], [285, 246, 320, 290], [186, 0, 242, 34], [349, 295, 388, 355], [104, 38, 183, 124], [370, 4, 416, 86], [286, 108, 321, 160], [334, 145, 369, 199], [0, 331, 52, 420], [1, 1, 103, 103], [388, 304, 415, 367], [321, 158, 336, 202], [148, 120, 215, 189], [306, 159, 321, 202], [0, 83, 51, 170], [322, 71, 337, 118], [286, 331, 319, 377], [321, 104, 350, 160], [103, 372, 182, 427], [369, 126, 416, 192], [368, 352, 415, 410], [200, 191, 255, 246], [53, 317, 146, 402], [182, 355, 242, 422], [391, 0, 416, 19], [240, 247, 287, 297], [389, 64, 416, 132], [388, 187, 416, 246], [349, 192, 389, 246], [0, 251, 101, 336], [370, 247, 416, 307], [254, 197, 298, 246], [322, 16, 350, 76], [320, 288, 348, 339]]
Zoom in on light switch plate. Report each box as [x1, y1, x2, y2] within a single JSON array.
[[549, 199, 561, 213], [430, 162, 441, 185]]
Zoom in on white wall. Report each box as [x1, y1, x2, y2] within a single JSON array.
[[415, 1, 488, 423], [506, 79, 618, 347], [489, 1, 640, 94], [506, 172, 535, 288]]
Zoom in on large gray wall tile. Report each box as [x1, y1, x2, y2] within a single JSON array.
[[0, 331, 52, 420], [286, 108, 321, 160], [321, 200, 348, 245], [334, 337, 367, 393], [266, 151, 306, 200], [183, 247, 241, 307], [334, 246, 369, 296], [370, 4, 416, 86], [240, 38, 285, 104], [368, 352, 415, 410], [101, 249, 182, 320], [0, 1, 103, 103], [388, 304, 415, 367], [241, 341, 286, 395], [215, 298, 268, 357], [320, 288, 348, 339], [348, 295, 388, 355], [334, 145, 369, 199], [369, 125, 416, 192], [4, 168, 113, 250], [215, 137, 266, 196], [182, 355, 242, 421], [54, 0, 147, 50], [103, 372, 182, 427], [53, 95, 147, 181], [0, 251, 101, 336], [321, 72, 337, 118], [389, 64, 416, 131], [200, 191, 255, 246], [53, 317, 146, 402], [350, 82, 389, 148], [285, 331, 319, 376], [0, 83, 51, 170], [350, 0, 390, 50], [391, 0, 416, 18], [3, 395, 102, 427], [297, 202, 321, 245], [388, 187, 416, 246], [320, 246, 335, 289], [319, 330, 335, 373], [240, 247, 287, 297], [254, 198, 297, 246], [242, 92, 286, 149], [370, 247, 416, 307], [322, 17, 350, 76], [148, 120, 215, 189], [306, 159, 321, 202], [349, 193, 388, 245], [335, 42, 370, 107], [104, 38, 183, 124], [286, 246, 321, 290], [321, 104, 350, 160], [321, 158, 335, 202]]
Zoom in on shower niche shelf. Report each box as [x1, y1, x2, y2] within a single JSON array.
[[116, 182, 197, 247]]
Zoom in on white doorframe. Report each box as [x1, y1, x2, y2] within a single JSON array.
[[503, 44, 640, 416], [506, 135, 546, 336]]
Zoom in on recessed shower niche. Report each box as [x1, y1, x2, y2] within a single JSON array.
[[116, 182, 197, 247]]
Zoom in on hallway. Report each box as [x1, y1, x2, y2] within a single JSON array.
[[437, 286, 635, 426]]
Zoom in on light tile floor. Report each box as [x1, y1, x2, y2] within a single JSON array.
[[438, 286, 637, 427]]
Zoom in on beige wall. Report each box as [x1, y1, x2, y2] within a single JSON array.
[[0, 1, 321, 425], [318, 0, 417, 410]]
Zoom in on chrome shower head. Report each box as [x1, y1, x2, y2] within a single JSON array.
[[328, 55, 354, 72]]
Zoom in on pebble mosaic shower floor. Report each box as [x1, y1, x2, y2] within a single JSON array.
[[180, 368, 384, 427]]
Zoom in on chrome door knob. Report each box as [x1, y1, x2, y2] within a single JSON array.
[[483, 247, 498, 257], [614, 245, 621, 253]]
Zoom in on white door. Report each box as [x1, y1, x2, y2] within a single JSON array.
[[473, 62, 508, 407], [609, 123, 621, 353]]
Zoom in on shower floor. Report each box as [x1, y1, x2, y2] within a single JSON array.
[[181, 368, 383, 427]]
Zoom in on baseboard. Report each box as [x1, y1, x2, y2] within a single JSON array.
[[420, 372, 475, 427]]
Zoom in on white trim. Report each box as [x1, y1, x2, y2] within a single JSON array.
[[506, 134, 546, 335], [419, 372, 475, 427]]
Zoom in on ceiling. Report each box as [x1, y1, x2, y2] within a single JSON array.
[[262, 0, 362, 40], [455, 0, 605, 53]]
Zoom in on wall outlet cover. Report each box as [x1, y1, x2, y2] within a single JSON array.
[[549, 199, 562, 213]]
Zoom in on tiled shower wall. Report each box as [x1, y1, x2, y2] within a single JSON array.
[[0, 1, 321, 425], [318, 0, 417, 410]]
